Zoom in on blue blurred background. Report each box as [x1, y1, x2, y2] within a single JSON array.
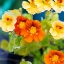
[[0, 0, 64, 64]]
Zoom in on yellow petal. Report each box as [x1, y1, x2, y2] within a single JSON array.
[[7, 25, 15, 31], [9, 9, 21, 16], [22, 1, 30, 9], [49, 28, 57, 36], [1, 23, 8, 32]]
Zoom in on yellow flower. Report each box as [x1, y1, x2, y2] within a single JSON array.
[[49, 20, 64, 39], [9, 9, 21, 16], [43, 0, 52, 11], [34, 0, 45, 12], [0, 11, 16, 32], [51, 0, 64, 13], [34, 0, 52, 12], [22, 0, 40, 14]]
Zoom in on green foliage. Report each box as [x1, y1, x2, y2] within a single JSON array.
[[45, 11, 59, 21], [45, 11, 53, 20], [0, 40, 8, 51], [51, 13, 59, 21], [33, 57, 41, 64], [8, 39, 14, 52], [29, 42, 42, 52], [18, 40, 42, 56], [41, 11, 59, 34], [18, 44, 29, 56], [20, 59, 32, 64], [23, 13, 33, 19], [41, 19, 52, 33], [41, 33, 51, 46]]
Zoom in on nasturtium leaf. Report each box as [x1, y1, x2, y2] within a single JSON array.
[[20, 59, 32, 64], [0, 40, 8, 51], [8, 40, 14, 52], [49, 45, 58, 50], [41, 34, 51, 46], [44, 47, 51, 55], [45, 11, 53, 20], [51, 13, 59, 21], [18, 45, 29, 56], [29, 42, 42, 52], [33, 57, 41, 64], [20, 39, 27, 47], [41, 19, 52, 32], [13, 36, 22, 49], [23, 13, 33, 20], [59, 40, 64, 49], [14, 48, 19, 54]]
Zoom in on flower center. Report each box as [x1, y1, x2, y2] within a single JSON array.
[[57, 0, 63, 3], [52, 55, 59, 63], [19, 22, 25, 29], [56, 25, 62, 29], [6, 18, 12, 25], [30, 26, 36, 34], [31, 0, 34, 2], [29, 0, 34, 3]]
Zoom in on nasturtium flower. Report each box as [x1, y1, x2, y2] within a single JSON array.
[[51, 0, 64, 13], [43, 0, 52, 11], [34, 0, 45, 12], [21, 20, 45, 43], [22, 0, 40, 14], [9, 9, 21, 16], [49, 20, 64, 39], [14, 16, 28, 36], [44, 50, 64, 64], [0, 12, 16, 32]]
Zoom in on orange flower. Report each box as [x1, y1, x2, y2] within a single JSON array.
[[21, 20, 45, 43], [44, 50, 64, 64], [14, 16, 28, 36]]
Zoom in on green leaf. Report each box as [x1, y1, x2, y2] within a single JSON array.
[[51, 13, 59, 21], [20, 59, 32, 64], [45, 11, 59, 21], [29, 42, 42, 52], [18, 39, 42, 56], [49, 45, 58, 50], [41, 34, 51, 46], [13, 36, 22, 48], [18, 45, 29, 56], [33, 57, 41, 64], [44, 47, 51, 55], [41, 19, 52, 32], [8, 40, 14, 52], [23, 13, 33, 20], [0, 40, 8, 51], [45, 11, 53, 20], [58, 40, 64, 49]]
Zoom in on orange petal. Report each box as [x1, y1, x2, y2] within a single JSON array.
[[26, 20, 32, 28], [33, 34, 39, 42], [33, 20, 41, 28], [44, 54, 52, 64], [38, 29, 45, 41], [20, 29, 29, 37], [24, 35, 33, 43]]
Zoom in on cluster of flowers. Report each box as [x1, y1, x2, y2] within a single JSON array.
[[0, 10, 45, 43], [22, 0, 64, 14], [0, 9, 64, 64], [0, 0, 64, 64]]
